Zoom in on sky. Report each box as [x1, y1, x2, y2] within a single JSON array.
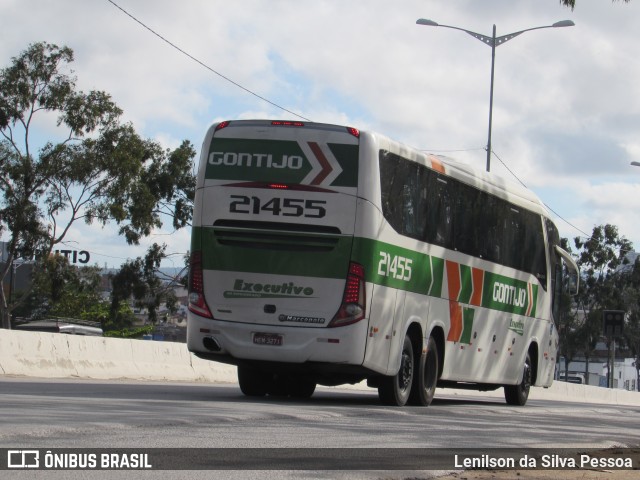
[[2, 0, 640, 268]]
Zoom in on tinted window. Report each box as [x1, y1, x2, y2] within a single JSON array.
[[379, 150, 547, 282]]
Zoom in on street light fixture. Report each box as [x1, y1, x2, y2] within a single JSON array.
[[631, 161, 640, 167], [416, 18, 575, 172]]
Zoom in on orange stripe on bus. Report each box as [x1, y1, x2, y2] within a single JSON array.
[[447, 301, 463, 342], [470, 268, 484, 306], [445, 260, 461, 301], [307, 141, 332, 185], [429, 156, 446, 174]]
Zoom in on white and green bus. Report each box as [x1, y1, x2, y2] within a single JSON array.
[[187, 119, 578, 406]]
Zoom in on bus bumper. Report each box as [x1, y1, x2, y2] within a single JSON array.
[[187, 312, 368, 366]]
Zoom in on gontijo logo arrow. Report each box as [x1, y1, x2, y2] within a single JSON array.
[[298, 141, 343, 186]]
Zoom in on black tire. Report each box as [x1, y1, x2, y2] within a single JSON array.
[[266, 374, 289, 397], [409, 335, 439, 406], [504, 351, 532, 406], [287, 378, 317, 399], [238, 366, 269, 397], [378, 335, 414, 406]]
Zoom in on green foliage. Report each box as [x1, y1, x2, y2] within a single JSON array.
[[102, 300, 136, 332], [17, 254, 102, 318], [15, 254, 122, 328], [574, 224, 632, 313], [560, 0, 630, 9], [110, 243, 178, 325], [103, 325, 154, 339], [566, 224, 639, 383], [0, 42, 195, 329]]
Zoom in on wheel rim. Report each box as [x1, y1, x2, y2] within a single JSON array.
[[523, 357, 532, 390], [399, 349, 413, 392]]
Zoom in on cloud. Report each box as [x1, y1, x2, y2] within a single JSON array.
[[2, 0, 640, 263], [526, 130, 629, 177]]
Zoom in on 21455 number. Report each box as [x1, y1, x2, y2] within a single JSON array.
[[378, 251, 413, 281], [229, 195, 327, 218]]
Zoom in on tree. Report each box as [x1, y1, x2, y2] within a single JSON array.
[[109, 243, 179, 328], [560, 0, 630, 9], [622, 257, 640, 391], [0, 42, 195, 329], [572, 224, 633, 383], [574, 224, 632, 311], [14, 254, 107, 324]]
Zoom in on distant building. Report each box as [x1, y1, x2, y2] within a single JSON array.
[[559, 357, 638, 391]]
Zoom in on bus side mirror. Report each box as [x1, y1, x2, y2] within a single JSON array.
[[554, 245, 579, 296]]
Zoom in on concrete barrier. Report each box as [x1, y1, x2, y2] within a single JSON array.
[[0, 329, 236, 383], [1, 329, 638, 406]]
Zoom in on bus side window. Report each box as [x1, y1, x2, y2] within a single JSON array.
[[402, 168, 420, 237], [483, 194, 501, 263], [452, 181, 480, 255], [424, 172, 452, 248], [379, 151, 403, 234], [552, 260, 563, 321]]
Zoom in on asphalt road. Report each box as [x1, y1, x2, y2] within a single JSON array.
[[1, 377, 639, 479]]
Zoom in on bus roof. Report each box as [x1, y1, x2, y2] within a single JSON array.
[[367, 129, 550, 218], [206, 120, 551, 218]]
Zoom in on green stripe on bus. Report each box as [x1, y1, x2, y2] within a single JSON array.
[[352, 238, 538, 317], [327, 143, 359, 187], [205, 138, 359, 187], [460, 307, 475, 344], [428, 257, 444, 297], [351, 237, 434, 295], [481, 272, 538, 316], [530, 284, 539, 317], [194, 229, 540, 318], [458, 265, 473, 304], [193, 226, 353, 278]]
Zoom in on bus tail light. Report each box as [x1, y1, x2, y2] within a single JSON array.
[[215, 121, 230, 131], [329, 262, 366, 327], [188, 251, 214, 319], [346, 127, 360, 138], [271, 121, 305, 127]]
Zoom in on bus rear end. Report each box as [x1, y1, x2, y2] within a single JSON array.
[[187, 120, 366, 394]]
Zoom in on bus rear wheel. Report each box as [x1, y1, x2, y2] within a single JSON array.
[[287, 378, 316, 399], [409, 335, 438, 406], [378, 335, 414, 406], [504, 351, 532, 406], [268, 374, 317, 399], [238, 366, 268, 397]]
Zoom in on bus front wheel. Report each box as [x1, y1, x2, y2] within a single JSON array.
[[504, 351, 532, 406], [378, 335, 414, 406]]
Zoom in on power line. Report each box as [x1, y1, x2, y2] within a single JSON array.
[[106, 1, 594, 243], [105, 0, 311, 122], [490, 149, 591, 239], [542, 202, 591, 240], [491, 150, 528, 189]]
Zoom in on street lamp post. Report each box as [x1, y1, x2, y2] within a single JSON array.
[[416, 18, 575, 172]]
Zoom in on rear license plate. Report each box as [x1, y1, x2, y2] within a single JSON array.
[[252, 332, 283, 346]]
